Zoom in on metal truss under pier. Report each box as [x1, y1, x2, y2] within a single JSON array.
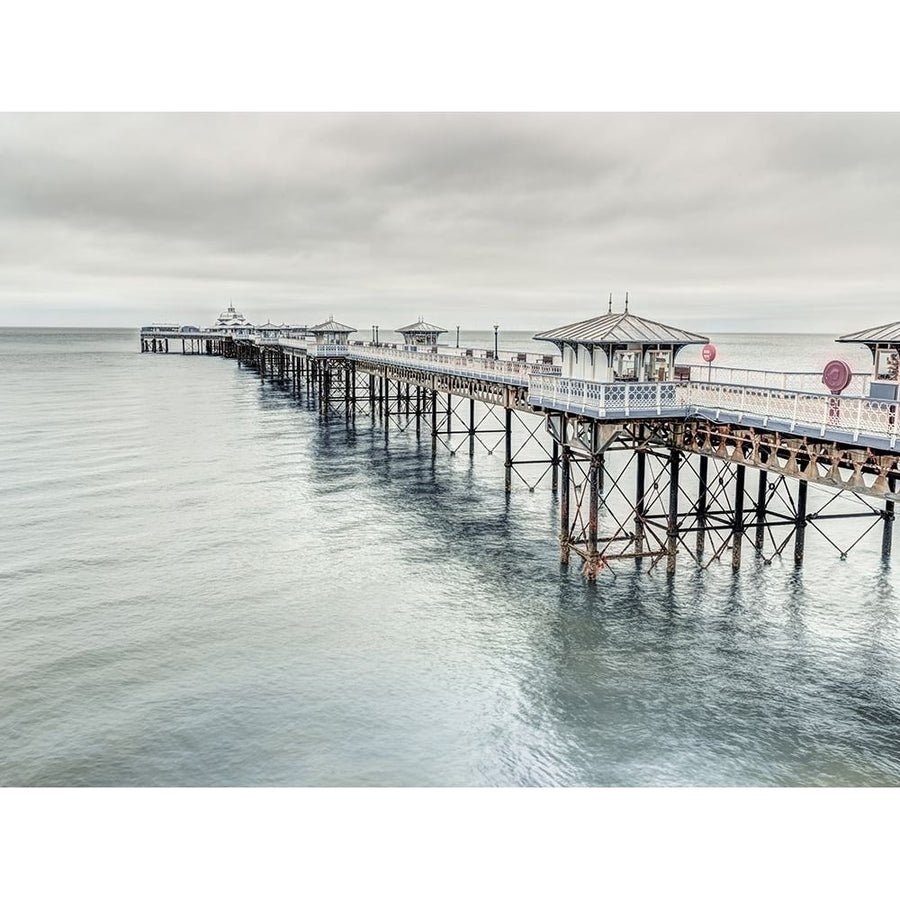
[[141, 332, 899, 579], [548, 415, 897, 579], [243, 348, 560, 495]]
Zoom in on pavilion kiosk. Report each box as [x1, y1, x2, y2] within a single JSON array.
[[533, 305, 708, 382], [836, 321, 900, 401], [256, 320, 282, 341], [308, 316, 357, 350], [396, 318, 447, 352], [211, 303, 254, 337]]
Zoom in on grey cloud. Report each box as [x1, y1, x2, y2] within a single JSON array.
[[1, 112, 899, 331]]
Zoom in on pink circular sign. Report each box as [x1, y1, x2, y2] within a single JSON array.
[[822, 359, 852, 393], [701, 343, 717, 363]]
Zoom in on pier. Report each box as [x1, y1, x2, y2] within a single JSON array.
[[140, 307, 900, 579]]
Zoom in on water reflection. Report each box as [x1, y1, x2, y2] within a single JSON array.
[[1, 331, 899, 786]]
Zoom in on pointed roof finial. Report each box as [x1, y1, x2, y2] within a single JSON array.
[[608, 293, 612, 314], [625, 291, 629, 313]]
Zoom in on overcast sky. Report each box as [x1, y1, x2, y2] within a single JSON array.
[[1, 112, 898, 332]]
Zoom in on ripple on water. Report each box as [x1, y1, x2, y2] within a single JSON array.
[[0, 329, 899, 786]]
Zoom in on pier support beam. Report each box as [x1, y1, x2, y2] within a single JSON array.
[[634, 439, 646, 557], [666, 447, 681, 575], [560, 445, 571, 565], [431, 389, 438, 457], [732, 463, 746, 570], [583, 452, 603, 579], [794, 479, 808, 564], [551, 438, 559, 493], [696, 454, 709, 556], [755, 469, 768, 552], [346, 364, 353, 418], [883, 473, 897, 559], [504, 407, 513, 493]]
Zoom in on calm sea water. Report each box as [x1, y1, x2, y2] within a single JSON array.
[[1, 328, 898, 787]]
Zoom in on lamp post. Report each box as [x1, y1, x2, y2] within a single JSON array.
[[371, 325, 376, 344], [493, 323, 499, 359], [456, 325, 460, 349]]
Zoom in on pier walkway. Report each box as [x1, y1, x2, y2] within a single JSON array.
[[274, 339, 899, 451], [142, 312, 900, 578]]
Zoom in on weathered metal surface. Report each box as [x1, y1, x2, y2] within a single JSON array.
[[308, 317, 357, 335], [534, 310, 708, 347], [837, 320, 900, 346]]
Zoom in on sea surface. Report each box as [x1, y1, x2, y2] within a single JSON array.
[[1, 328, 898, 787]]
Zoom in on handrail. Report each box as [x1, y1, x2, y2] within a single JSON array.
[[685, 364, 871, 396], [345, 344, 561, 383], [525, 375, 899, 444], [266, 337, 898, 445]]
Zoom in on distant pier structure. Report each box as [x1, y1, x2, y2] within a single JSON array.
[[211, 303, 254, 336], [140, 305, 900, 579]]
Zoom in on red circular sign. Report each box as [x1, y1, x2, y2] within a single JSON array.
[[701, 343, 717, 363], [822, 359, 852, 393]]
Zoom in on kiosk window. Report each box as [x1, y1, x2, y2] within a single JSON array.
[[612, 350, 638, 381], [644, 350, 672, 381], [875, 348, 900, 381]]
